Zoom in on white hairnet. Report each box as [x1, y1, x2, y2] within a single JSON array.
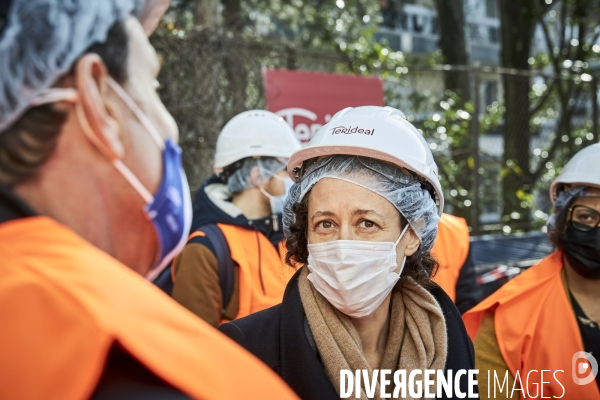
[[283, 155, 440, 252], [0, 0, 147, 132], [226, 157, 286, 194]]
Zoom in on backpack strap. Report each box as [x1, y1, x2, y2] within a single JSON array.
[[153, 224, 235, 316], [193, 224, 235, 314], [152, 263, 175, 295], [152, 231, 207, 296]]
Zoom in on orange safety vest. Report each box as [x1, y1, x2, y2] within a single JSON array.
[[463, 251, 600, 400], [175, 223, 294, 322], [431, 213, 470, 301], [0, 216, 298, 400]]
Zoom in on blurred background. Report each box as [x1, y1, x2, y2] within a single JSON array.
[[151, 0, 600, 239]]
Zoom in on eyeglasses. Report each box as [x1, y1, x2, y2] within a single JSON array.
[[568, 205, 600, 232]]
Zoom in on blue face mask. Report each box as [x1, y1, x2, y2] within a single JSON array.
[[144, 138, 193, 279], [30, 77, 193, 279], [105, 78, 192, 280]]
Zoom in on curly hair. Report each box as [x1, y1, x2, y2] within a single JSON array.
[[285, 188, 439, 288]]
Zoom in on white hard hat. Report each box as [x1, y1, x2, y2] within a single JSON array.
[[550, 143, 600, 203], [288, 106, 444, 215], [214, 110, 301, 169]]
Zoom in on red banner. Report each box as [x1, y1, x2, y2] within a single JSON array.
[[263, 69, 384, 145]]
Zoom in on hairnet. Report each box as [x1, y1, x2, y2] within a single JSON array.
[[226, 157, 287, 194], [283, 155, 440, 252], [0, 0, 147, 133]]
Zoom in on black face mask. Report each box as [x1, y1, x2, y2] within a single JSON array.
[[560, 224, 600, 280]]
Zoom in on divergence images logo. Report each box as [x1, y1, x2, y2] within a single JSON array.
[[330, 126, 375, 136], [572, 351, 598, 386]]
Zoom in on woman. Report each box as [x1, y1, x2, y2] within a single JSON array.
[[464, 143, 600, 399], [219, 106, 475, 399]]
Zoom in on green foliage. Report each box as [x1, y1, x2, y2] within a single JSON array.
[[414, 92, 478, 213], [340, 32, 408, 77], [241, 0, 409, 77], [242, 0, 379, 49]]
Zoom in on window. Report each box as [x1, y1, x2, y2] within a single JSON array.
[[485, 0, 499, 18]]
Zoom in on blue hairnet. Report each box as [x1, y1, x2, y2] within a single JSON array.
[[283, 155, 440, 252], [226, 157, 287, 194], [0, 0, 146, 132]]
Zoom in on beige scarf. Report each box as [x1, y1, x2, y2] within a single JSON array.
[[298, 267, 447, 400]]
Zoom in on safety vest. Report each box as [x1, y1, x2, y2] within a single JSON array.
[[0, 216, 297, 400], [179, 223, 294, 323], [431, 213, 470, 301], [463, 251, 600, 400]]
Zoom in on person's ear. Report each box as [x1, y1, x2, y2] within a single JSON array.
[[403, 227, 420, 257], [74, 53, 125, 160]]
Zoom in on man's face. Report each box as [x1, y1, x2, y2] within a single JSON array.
[[115, 16, 178, 196]]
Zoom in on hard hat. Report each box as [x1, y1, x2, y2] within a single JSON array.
[[550, 143, 600, 203], [214, 110, 301, 169], [287, 106, 444, 215]]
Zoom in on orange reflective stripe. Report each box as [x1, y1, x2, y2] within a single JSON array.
[[431, 213, 470, 301], [189, 231, 206, 239], [0, 217, 298, 400], [463, 251, 600, 400]]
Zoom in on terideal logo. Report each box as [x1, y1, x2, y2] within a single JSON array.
[[572, 351, 598, 386], [330, 126, 375, 136]]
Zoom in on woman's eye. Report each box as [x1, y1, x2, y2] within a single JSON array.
[[576, 212, 594, 221], [360, 220, 375, 228], [320, 221, 333, 229]]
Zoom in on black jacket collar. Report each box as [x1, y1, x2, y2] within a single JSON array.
[[279, 269, 340, 399]]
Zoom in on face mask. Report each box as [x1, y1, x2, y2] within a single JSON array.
[[560, 225, 600, 280], [258, 172, 293, 216], [31, 78, 192, 280], [306, 224, 410, 318]]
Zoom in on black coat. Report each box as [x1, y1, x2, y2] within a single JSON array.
[[219, 268, 476, 399]]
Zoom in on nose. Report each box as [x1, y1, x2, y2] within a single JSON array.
[[338, 223, 356, 241]]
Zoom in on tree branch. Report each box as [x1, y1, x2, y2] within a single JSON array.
[[530, 128, 563, 181], [540, 17, 561, 74], [529, 78, 557, 117], [559, 0, 567, 51]]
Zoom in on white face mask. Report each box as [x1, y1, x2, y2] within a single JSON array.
[[306, 224, 410, 318], [259, 172, 294, 215]]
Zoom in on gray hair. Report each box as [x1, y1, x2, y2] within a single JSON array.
[[226, 157, 286, 194]]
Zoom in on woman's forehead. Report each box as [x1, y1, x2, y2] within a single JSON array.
[[308, 178, 398, 213]]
